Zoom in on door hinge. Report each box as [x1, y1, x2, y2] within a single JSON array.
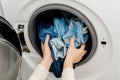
[[18, 25, 30, 52]]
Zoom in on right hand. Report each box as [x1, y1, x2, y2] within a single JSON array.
[[64, 36, 87, 68]]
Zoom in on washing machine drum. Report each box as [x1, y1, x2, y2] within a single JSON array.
[[28, 8, 97, 65], [0, 16, 21, 80]]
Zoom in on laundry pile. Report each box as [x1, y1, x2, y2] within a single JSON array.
[[38, 12, 89, 78]]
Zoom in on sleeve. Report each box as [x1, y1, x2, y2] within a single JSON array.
[[61, 68, 75, 80], [28, 64, 49, 80]]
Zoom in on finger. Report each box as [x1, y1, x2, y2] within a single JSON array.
[[45, 34, 50, 45], [41, 42, 43, 50], [83, 50, 87, 55], [79, 44, 85, 52], [81, 50, 87, 57], [70, 36, 75, 47]]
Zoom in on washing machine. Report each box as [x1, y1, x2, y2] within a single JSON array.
[[0, 0, 120, 80], [0, 1, 21, 80]]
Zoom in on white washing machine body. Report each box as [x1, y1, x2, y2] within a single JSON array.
[[0, 1, 3, 17], [0, 0, 120, 80]]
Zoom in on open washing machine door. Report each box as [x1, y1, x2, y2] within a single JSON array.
[[0, 16, 22, 80]]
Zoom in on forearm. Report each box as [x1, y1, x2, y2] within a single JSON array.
[[61, 67, 75, 80], [61, 58, 75, 80], [63, 57, 73, 68], [28, 64, 49, 80], [29, 59, 52, 80]]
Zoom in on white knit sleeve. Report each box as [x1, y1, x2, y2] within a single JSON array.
[[28, 64, 49, 80], [61, 68, 75, 80]]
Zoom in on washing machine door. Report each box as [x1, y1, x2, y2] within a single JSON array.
[[0, 16, 22, 80]]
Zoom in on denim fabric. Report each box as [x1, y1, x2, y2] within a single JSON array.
[[53, 18, 68, 38], [50, 18, 89, 61], [38, 14, 89, 78], [38, 21, 64, 78], [50, 38, 67, 60], [38, 21, 57, 43], [63, 19, 89, 48], [49, 57, 65, 78], [49, 18, 68, 60]]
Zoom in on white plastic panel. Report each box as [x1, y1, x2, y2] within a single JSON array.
[[0, 1, 4, 17]]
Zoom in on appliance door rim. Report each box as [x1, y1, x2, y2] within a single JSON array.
[[0, 16, 22, 55], [0, 37, 20, 54], [28, 4, 97, 65]]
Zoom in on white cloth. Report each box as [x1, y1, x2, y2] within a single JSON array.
[[29, 64, 75, 80], [28, 64, 49, 80], [62, 68, 75, 80]]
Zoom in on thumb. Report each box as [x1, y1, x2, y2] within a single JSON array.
[[79, 44, 85, 52], [41, 42, 43, 50], [69, 36, 75, 47], [45, 34, 50, 45]]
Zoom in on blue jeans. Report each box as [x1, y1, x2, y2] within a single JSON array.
[[50, 38, 67, 60], [63, 19, 88, 48], [38, 14, 89, 78]]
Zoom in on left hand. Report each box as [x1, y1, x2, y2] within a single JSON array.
[[40, 34, 53, 70]]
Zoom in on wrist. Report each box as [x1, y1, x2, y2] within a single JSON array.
[[41, 58, 52, 70], [64, 57, 73, 68], [43, 57, 53, 64]]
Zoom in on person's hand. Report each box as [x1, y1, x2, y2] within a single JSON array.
[[64, 36, 87, 68], [40, 34, 53, 70]]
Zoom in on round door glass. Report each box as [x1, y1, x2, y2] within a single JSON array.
[[28, 4, 97, 65], [0, 37, 21, 80]]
